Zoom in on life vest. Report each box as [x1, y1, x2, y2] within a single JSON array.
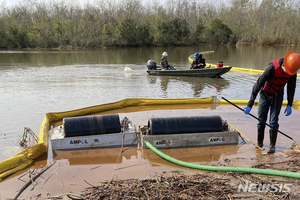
[[263, 58, 291, 94], [160, 57, 169, 69]]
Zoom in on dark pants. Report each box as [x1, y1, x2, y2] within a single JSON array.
[[257, 92, 283, 131]]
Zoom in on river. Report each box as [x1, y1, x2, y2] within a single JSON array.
[[1, 45, 300, 161]]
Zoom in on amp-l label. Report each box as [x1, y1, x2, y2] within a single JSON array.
[[154, 140, 172, 147], [70, 139, 88, 145], [209, 137, 225, 143]]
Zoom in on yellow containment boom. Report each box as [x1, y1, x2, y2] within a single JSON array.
[[0, 96, 299, 181], [0, 97, 215, 181], [188, 54, 300, 77]]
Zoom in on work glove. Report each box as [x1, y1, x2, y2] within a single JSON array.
[[243, 106, 251, 115], [284, 105, 292, 116]]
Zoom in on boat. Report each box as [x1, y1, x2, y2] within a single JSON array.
[[146, 67, 232, 78], [187, 53, 298, 77], [146, 60, 232, 78]]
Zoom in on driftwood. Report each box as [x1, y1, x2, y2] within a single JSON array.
[[14, 162, 56, 200], [77, 154, 300, 200]]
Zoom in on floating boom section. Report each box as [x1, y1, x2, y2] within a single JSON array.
[[0, 96, 298, 181], [149, 116, 223, 135], [64, 114, 121, 137], [141, 115, 239, 149]]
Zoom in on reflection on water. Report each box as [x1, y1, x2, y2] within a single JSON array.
[[53, 147, 138, 165], [142, 145, 240, 165], [52, 145, 240, 167], [147, 75, 230, 97], [1, 45, 300, 161]]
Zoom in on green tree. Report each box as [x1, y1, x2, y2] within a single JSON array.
[[7, 22, 29, 48], [101, 21, 120, 47], [0, 18, 8, 48], [190, 19, 205, 44], [156, 18, 190, 46], [208, 18, 232, 44], [119, 18, 139, 46], [119, 18, 153, 46], [136, 24, 154, 46], [1, 0, 300, 48]]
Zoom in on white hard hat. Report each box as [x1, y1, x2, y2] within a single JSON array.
[[162, 52, 168, 57]]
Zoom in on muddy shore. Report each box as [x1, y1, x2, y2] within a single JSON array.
[[1, 105, 300, 199]]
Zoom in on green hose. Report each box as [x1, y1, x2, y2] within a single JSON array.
[[146, 142, 300, 179]]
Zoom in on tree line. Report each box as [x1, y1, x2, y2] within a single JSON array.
[[0, 0, 299, 49]]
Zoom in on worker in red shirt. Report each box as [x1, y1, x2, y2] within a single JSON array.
[[243, 51, 300, 153]]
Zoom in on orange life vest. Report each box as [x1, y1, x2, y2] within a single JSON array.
[[263, 58, 291, 94]]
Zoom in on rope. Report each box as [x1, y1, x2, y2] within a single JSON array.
[[228, 123, 264, 151]]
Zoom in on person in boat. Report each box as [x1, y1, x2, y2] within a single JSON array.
[[243, 51, 300, 154], [217, 61, 223, 68], [160, 52, 175, 70], [191, 52, 206, 69]]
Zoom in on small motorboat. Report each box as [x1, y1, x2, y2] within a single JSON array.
[[146, 60, 232, 78]]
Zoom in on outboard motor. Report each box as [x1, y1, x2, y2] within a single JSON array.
[[147, 60, 157, 70]]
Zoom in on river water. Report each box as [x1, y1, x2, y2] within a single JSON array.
[[1, 45, 300, 161]]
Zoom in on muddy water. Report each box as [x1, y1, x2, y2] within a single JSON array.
[[2, 104, 300, 199], [2, 46, 300, 161], [2, 46, 300, 198]]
